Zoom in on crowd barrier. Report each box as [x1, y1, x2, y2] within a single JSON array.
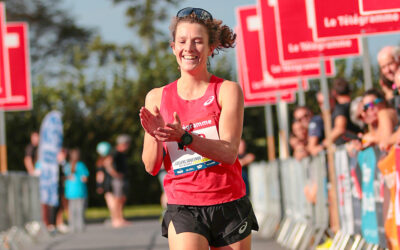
[[0, 172, 49, 250], [249, 145, 399, 249]]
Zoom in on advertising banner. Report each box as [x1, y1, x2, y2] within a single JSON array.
[[37, 111, 63, 206], [359, 0, 400, 15], [270, 0, 360, 62], [0, 3, 10, 99], [235, 26, 296, 106], [307, 0, 400, 40], [334, 148, 354, 234], [378, 146, 399, 249], [0, 22, 32, 111], [358, 146, 379, 244], [245, 4, 334, 81]]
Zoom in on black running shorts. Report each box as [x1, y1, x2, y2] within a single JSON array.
[[161, 196, 259, 247]]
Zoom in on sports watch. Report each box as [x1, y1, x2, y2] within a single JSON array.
[[178, 131, 193, 149]]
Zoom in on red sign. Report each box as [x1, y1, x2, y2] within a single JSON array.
[[0, 22, 32, 110], [241, 5, 334, 82], [359, 0, 400, 15], [236, 26, 296, 106], [0, 3, 10, 99], [238, 53, 296, 106], [269, 0, 361, 62], [307, 0, 400, 40]]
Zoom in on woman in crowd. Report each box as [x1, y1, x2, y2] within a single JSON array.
[[361, 88, 397, 150], [63, 148, 89, 233]]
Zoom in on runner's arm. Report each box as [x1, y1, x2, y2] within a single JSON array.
[[141, 88, 164, 175]]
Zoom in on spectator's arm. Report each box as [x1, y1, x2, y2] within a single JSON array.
[[307, 136, 324, 156], [377, 109, 395, 144], [327, 115, 347, 144], [238, 153, 255, 167], [103, 156, 123, 179], [23, 156, 35, 175]]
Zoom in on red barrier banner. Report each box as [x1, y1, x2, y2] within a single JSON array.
[[307, 0, 400, 40], [359, 0, 400, 15], [269, 0, 361, 62]]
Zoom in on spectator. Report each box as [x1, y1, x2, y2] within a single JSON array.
[[110, 134, 131, 228], [290, 121, 309, 160], [24, 131, 39, 175], [293, 106, 312, 130], [307, 92, 334, 156], [349, 96, 365, 132], [325, 78, 360, 146], [377, 46, 400, 105], [55, 148, 69, 234], [238, 139, 255, 196], [95, 142, 117, 226], [392, 68, 400, 120], [360, 89, 397, 149], [63, 148, 89, 233], [157, 163, 168, 211]]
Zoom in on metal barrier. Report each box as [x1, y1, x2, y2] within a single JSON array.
[[249, 146, 391, 249], [0, 172, 48, 250]]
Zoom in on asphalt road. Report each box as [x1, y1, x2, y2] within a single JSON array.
[[30, 219, 286, 250]]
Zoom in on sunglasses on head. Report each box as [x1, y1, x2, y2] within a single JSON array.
[[363, 98, 383, 111], [176, 7, 213, 21]]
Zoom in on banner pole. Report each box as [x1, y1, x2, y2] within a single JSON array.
[[265, 104, 276, 161], [362, 34, 373, 90], [0, 110, 7, 174], [298, 77, 305, 106], [277, 94, 289, 159], [320, 57, 339, 233]]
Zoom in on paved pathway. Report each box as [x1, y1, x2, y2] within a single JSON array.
[[30, 219, 285, 250]]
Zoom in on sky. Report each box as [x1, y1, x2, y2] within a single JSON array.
[[63, 0, 400, 69]]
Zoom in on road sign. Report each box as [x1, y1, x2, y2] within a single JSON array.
[[236, 30, 296, 106], [307, 0, 400, 40], [0, 3, 10, 100], [239, 5, 334, 84], [359, 0, 400, 15], [267, 0, 361, 62], [0, 22, 32, 111]]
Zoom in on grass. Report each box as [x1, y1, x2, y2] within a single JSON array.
[[85, 204, 163, 220]]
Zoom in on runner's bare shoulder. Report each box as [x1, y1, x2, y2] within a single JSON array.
[[145, 87, 164, 110]]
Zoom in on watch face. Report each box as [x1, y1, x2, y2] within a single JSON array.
[[182, 132, 193, 145]]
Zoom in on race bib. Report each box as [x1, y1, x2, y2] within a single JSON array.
[[166, 117, 220, 175]]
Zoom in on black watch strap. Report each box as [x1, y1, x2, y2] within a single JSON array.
[[178, 131, 193, 149]]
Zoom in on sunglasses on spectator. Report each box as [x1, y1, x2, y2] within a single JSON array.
[[363, 98, 383, 111], [176, 7, 213, 21]]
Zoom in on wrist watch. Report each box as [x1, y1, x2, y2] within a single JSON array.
[[178, 131, 193, 149]]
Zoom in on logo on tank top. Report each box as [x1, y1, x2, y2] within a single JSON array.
[[203, 96, 215, 106]]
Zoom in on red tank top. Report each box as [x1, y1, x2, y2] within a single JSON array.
[[160, 75, 245, 205]]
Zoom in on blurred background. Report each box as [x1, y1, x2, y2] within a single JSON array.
[[4, 0, 400, 209]]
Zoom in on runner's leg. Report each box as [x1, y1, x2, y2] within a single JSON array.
[[210, 234, 252, 250], [168, 221, 209, 250]]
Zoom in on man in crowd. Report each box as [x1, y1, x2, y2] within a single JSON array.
[[325, 78, 360, 146], [377, 46, 400, 105], [110, 134, 131, 228]]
